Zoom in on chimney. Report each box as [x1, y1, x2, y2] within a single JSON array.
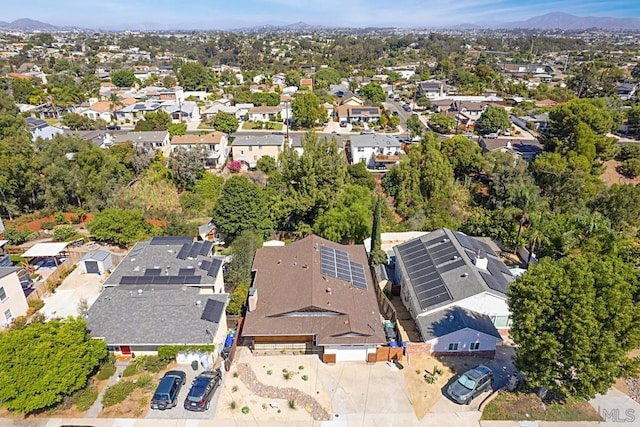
[[472, 256, 488, 271], [248, 287, 258, 312]]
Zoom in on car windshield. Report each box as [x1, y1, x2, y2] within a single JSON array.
[[187, 385, 206, 402], [457, 374, 477, 390]]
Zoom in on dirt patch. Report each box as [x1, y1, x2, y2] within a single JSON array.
[[481, 391, 602, 422], [403, 354, 453, 418], [388, 294, 421, 342], [600, 160, 640, 186], [98, 386, 150, 418]]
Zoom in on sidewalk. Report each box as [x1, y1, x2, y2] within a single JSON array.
[[84, 361, 129, 418]]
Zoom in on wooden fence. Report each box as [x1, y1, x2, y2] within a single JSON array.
[[224, 317, 244, 371]]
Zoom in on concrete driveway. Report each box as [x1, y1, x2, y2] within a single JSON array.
[[591, 387, 640, 426], [146, 364, 222, 420], [41, 266, 105, 319]]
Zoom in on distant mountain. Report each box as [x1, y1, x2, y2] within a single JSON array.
[[497, 12, 640, 30], [0, 18, 59, 31]]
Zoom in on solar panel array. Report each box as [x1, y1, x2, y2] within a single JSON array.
[[453, 231, 495, 255], [480, 271, 508, 294], [396, 239, 452, 310], [178, 268, 195, 276], [200, 241, 214, 256], [144, 268, 161, 276], [200, 298, 225, 323], [176, 241, 214, 260], [120, 275, 202, 285], [319, 245, 368, 290], [176, 244, 191, 260], [208, 258, 223, 278]]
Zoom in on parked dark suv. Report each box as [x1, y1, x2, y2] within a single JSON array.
[[447, 364, 493, 405], [184, 370, 222, 411], [150, 370, 187, 410]]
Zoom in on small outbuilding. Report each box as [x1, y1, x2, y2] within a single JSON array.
[[80, 250, 113, 275]]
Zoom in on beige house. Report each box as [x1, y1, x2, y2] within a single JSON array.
[[248, 105, 282, 122], [231, 134, 285, 169], [0, 268, 29, 327], [170, 132, 229, 168]]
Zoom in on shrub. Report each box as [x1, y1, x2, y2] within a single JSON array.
[[28, 298, 45, 312], [134, 355, 167, 373], [619, 158, 640, 177], [102, 381, 136, 407], [4, 228, 37, 245], [228, 160, 242, 173], [301, 375, 308, 381], [52, 225, 77, 241], [233, 371, 239, 378], [226, 283, 249, 316], [288, 399, 296, 409], [232, 385, 238, 392], [157, 345, 215, 362], [230, 401, 237, 410], [266, 369, 272, 375], [96, 364, 116, 381], [54, 212, 66, 224], [241, 405, 250, 414], [135, 373, 154, 390], [298, 365, 304, 370], [41, 220, 56, 230], [122, 363, 138, 377], [72, 384, 98, 411], [283, 370, 293, 380]]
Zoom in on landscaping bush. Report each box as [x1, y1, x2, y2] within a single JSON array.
[[26, 299, 44, 315], [619, 158, 640, 178], [54, 212, 66, 224], [241, 405, 250, 414], [72, 384, 98, 411], [157, 345, 215, 362], [226, 283, 249, 316], [134, 355, 167, 373], [135, 373, 154, 390], [101, 381, 136, 407], [41, 220, 56, 230], [122, 363, 138, 377], [4, 228, 38, 245], [96, 364, 116, 381], [52, 225, 77, 241]]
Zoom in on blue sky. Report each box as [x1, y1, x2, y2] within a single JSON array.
[[3, 0, 640, 29]]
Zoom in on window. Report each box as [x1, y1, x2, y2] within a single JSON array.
[[258, 145, 262, 149], [448, 343, 459, 351], [4, 309, 12, 322], [0, 286, 6, 301], [248, 146, 253, 152], [470, 342, 480, 350], [357, 147, 365, 152], [253, 155, 257, 161], [240, 150, 244, 155]]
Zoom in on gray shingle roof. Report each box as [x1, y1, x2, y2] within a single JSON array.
[[86, 286, 228, 346], [349, 134, 401, 148], [111, 131, 168, 145], [232, 134, 284, 147], [81, 250, 111, 262], [0, 267, 19, 280], [416, 306, 502, 341]]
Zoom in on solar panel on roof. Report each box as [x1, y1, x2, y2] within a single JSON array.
[[152, 276, 170, 284], [178, 268, 195, 276], [439, 258, 466, 273], [184, 275, 202, 284], [208, 258, 222, 277], [167, 276, 184, 284], [119, 276, 138, 285], [199, 241, 214, 256], [200, 298, 225, 322], [199, 260, 212, 271], [187, 242, 201, 258], [319, 245, 368, 290], [144, 268, 161, 276], [176, 243, 191, 260], [480, 271, 509, 294], [453, 232, 495, 255]]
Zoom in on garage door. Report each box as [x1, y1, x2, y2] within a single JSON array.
[[333, 347, 368, 362], [85, 260, 99, 274]]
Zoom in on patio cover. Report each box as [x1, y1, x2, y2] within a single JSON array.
[[22, 242, 69, 258], [0, 240, 8, 247]]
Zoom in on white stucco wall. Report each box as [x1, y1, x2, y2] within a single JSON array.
[[323, 344, 377, 362], [428, 328, 501, 353], [0, 271, 29, 326]]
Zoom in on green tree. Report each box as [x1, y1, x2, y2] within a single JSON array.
[[212, 112, 239, 134], [440, 135, 484, 179], [285, 70, 301, 87], [428, 113, 457, 134], [292, 92, 326, 128], [62, 113, 97, 131], [167, 122, 187, 138], [168, 148, 205, 190], [369, 196, 387, 265], [88, 208, 152, 246], [213, 175, 272, 238], [193, 173, 224, 214], [313, 184, 373, 244], [314, 67, 341, 88], [256, 156, 277, 174], [175, 62, 214, 91], [134, 110, 172, 131], [347, 162, 376, 190], [476, 106, 509, 134], [406, 115, 424, 139], [359, 82, 386, 104], [110, 69, 136, 88], [226, 230, 262, 286], [162, 75, 177, 88], [509, 256, 640, 399], [10, 78, 45, 104], [0, 317, 107, 414]]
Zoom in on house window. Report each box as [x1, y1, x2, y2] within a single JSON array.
[[357, 147, 364, 152], [470, 342, 480, 350], [0, 286, 6, 301], [258, 145, 262, 149], [253, 155, 257, 161], [249, 146, 253, 152], [448, 343, 459, 351], [240, 150, 244, 155], [4, 308, 12, 322]]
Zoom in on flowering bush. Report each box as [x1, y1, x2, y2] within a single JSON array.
[[228, 160, 242, 173]]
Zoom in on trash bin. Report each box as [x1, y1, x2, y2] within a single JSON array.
[[191, 360, 199, 371]]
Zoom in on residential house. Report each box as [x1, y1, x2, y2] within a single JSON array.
[[253, 74, 266, 84], [114, 100, 198, 123], [76, 101, 116, 123], [201, 103, 253, 122], [170, 132, 229, 168], [479, 137, 543, 162], [231, 134, 285, 169], [87, 236, 228, 356], [498, 63, 554, 77], [0, 240, 10, 267], [242, 235, 386, 362], [455, 101, 489, 130], [393, 228, 515, 356], [63, 130, 114, 149], [111, 131, 171, 156], [616, 83, 637, 100], [336, 105, 381, 124], [416, 80, 447, 98], [114, 100, 163, 122], [511, 113, 549, 133], [300, 78, 313, 91], [348, 134, 403, 169], [162, 101, 200, 122], [0, 267, 30, 327], [272, 73, 286, 86], [26, 117, 63, 142], [339, 92, 364, 106], [248, 105, 281, 122], [198, 219, 225, 245]]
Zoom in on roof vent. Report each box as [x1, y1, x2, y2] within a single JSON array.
[[302, 263, 308, 269], [461, 272, 469, 278], [441, 238, 450, 243], [195, 300, 201, 306], [326, 287, 332, 294], [452, 255, 459, 260], [448, 314, 455, 322], [137, 289, 143, 295], [133, 266, 140, 272]]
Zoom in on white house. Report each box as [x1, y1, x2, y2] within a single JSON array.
[[393, 228, 514, 356], [170, 132, 229, 168], [348, 134, 403, 169], [0, 268, 30, 327], [26, 118, 63, 142]]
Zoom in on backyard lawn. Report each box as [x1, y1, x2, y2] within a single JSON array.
[[242, 121, 283, 130], [482, 391, 602, 422]]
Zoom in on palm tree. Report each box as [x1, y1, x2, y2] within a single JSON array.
[[512, 183, 544, 253], [525, 212, 549, 265]]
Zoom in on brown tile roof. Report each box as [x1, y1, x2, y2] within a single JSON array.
[[242, 235, 386, 346], [121, 98, 137, 105], [170, 132, 226, 145], [89, 101, 114, 112]]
